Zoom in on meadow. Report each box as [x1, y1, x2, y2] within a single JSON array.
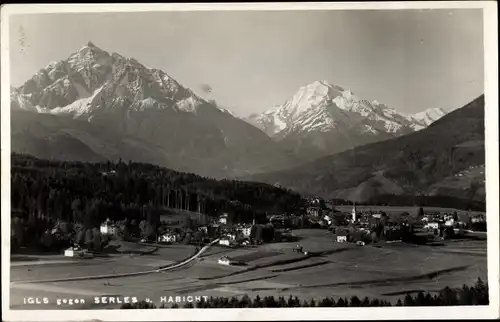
[[10, 229, 487, 309]]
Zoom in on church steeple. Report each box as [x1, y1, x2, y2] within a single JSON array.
[[352, 202, 357, 223]]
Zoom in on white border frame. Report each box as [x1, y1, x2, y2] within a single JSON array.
[[1, 2, 498, 321]]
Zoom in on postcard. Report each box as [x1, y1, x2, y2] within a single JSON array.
[[1, 2, 498, 321]]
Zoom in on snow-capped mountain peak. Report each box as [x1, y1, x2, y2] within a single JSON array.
[[244, 80, 448, 158], [411, 107, 447, 124], [405, 107, 447, 130], [246, 80, 420, 137], [284, 80, 343, 116], [11, 42, 235, 120]]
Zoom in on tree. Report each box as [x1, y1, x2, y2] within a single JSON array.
[[254, 225, 264, 243], [145, 223, 156, 240], [40, 231, 55, 250], [439, 286, 458, 305], [11, 217, 26, 247], [349, 296, 361, 307], [74, 227, 85, 246], [336, 297, 348, 307], [415, 292, 426, 305], [139, 220, 147, 238], [84, 229, 94, 249], [92, 228, 102, 251], [117, 222, 130, 241], [403, 294, 415, 306], [319, 297, 334, 307], [253, 295, 262, 308]]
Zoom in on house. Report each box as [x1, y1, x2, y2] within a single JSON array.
[[425, 222, 440, 230], [471, 214, 485, 223], [372, 213, 382, 219], [64, 246, 92, 258], [219, 213, 229, 225], [445, 218, 455, 227], [101, 170, 117, 177], [64, 247, 78, 257], [219, 239, 231, 246], [306, 207, 322, 218], [198, 226, 208, 234], [218, 256, 243, 265], [218, 256, 233, 265], [219, 233, 237, 246], [158, 233, 179, 243], [337, 235, 348, 243], [236, 225, 253, 238], [336, 229, 349, 243], [100, 220, 117, 235]]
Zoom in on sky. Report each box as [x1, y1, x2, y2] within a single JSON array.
[[9, 9, 484, 117]]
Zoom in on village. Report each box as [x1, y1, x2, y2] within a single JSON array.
[[62, 196, 487, 265]]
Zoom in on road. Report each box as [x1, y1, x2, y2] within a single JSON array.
[[11, 239, 220, 285]]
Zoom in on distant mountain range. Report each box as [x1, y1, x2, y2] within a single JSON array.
[[10, 42, 299, 178], [10, 41, 475, 197], [245, 80, 448, 161], [244, 95, 485, 203]]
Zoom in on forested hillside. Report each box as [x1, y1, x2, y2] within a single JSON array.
[[11, 153, 305, 250]]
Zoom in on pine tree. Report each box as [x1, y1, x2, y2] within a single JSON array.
[[253, 295, 262, 308], [350, 296, 361, 307], [416, 291, 426, 305], [403, 294, 415, 306]]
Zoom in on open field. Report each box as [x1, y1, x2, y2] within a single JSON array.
[[333, 205, 484, 215], [10, 229, 487, 309]]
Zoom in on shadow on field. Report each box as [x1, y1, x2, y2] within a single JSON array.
[[248, 264, 473, 292], [381, 289, 445, 296], [217, 274, 279, 285], [271, 261, 330, 273], [103, 242, 158, 255], [199, 253, 322, 281], [316, 247, 352, 256], [10, 256, 40, 262]]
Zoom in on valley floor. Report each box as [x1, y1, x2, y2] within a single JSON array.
[[10, 229, 487, 309]]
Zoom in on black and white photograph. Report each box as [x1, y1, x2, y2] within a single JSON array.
[[1, 2, 498, 321]]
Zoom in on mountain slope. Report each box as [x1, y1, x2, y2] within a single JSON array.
[[246, 95, 485, 202], [245, 81, 447, 161], [10, 42, 298, 178], [11, 109, 177, 168]]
